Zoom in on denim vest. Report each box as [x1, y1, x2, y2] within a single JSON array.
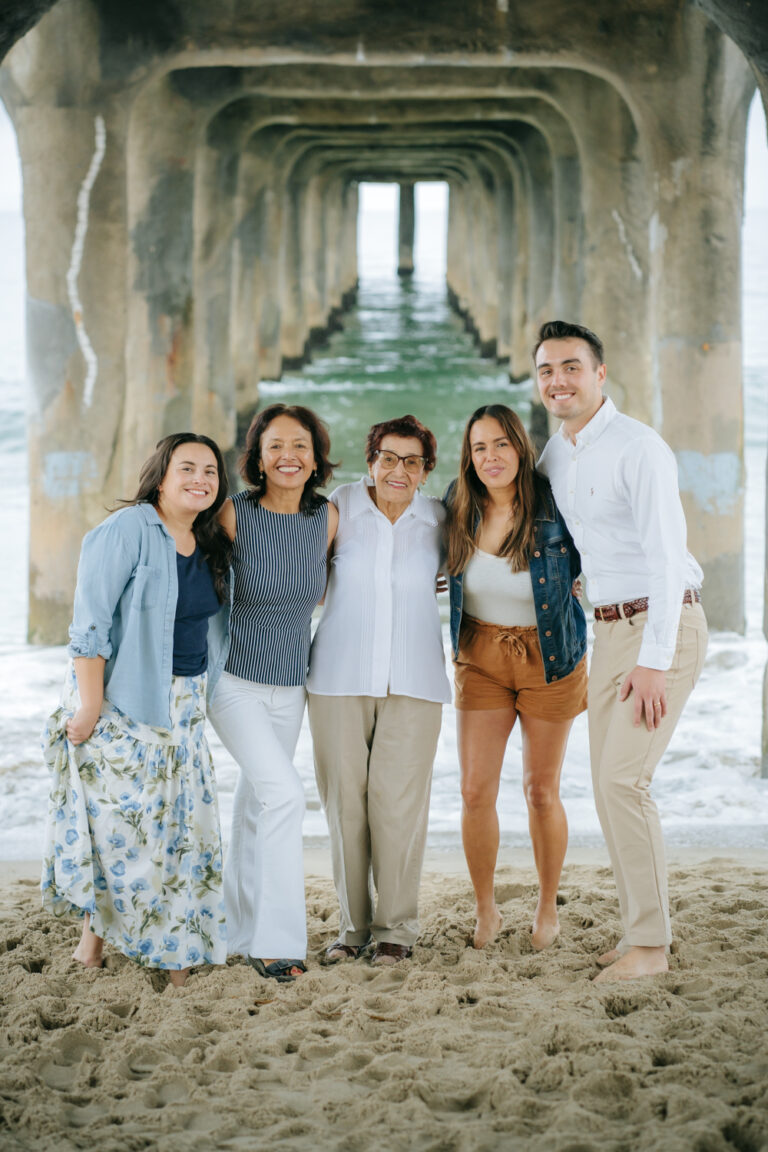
[[445, 480, 586, 684], [68, 503, 231, 728]]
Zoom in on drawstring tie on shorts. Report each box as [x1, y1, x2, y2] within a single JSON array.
[[496, 628, 528, 662]]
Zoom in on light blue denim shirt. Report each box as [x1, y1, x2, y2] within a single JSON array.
[[68, 503, 231, 729]]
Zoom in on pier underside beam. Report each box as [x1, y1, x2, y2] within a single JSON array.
[[0, 0, 761, 642]]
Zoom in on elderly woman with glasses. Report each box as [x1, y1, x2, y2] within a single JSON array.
[[307, 415, 451, 967]]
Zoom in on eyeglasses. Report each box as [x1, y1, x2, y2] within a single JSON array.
[[373, 450, 426, 474]]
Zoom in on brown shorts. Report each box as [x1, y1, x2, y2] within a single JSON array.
[[454, 615, 588, 720]]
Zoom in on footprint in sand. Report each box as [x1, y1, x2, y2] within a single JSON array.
[[19, 956, 46, 973], [362, 992, 399, 1018], [571, 1069, 637, 1120], [119, 1043, 168, 1080], [106, 1001, 133, 1020], [38, 1060, 77, 1091], [143, 1078, 191, 1108], [205, 1051, 239, 1073], [671, 976, 713, 999], [36, 1004, 77, 1031], [37, 1030, 103, 1090], [601, 991, 650, 1019], [47, 1030, 102, 1066], [367, 965, 409, 991], [494, 883, 530, 902]]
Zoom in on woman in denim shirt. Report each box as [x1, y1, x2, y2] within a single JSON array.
[[42, 433, 232, 986], [444, 405, 587, 952]]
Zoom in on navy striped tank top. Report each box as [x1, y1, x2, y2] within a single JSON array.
[[225, 491, 329, 686]]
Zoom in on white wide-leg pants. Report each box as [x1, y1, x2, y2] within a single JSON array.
[[208, 671, 307, 960]]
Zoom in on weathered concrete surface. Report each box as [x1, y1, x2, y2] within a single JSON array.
[[0, 0, 765, 645]]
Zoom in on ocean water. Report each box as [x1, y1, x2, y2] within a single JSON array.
[[0, 196, 766, 861]]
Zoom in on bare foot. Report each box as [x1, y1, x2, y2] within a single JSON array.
[[72, 915, 103, 968], [72, 943, 103, 968], [168, 967, 191, 988], [531, 909, 560, 951], [473, 906, 502, 949], [593, 945, 668, 983], [596, 947, 621, 968]]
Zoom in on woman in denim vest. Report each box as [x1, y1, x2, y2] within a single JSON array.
[[42, 434, 232, 986], [444, 405, 587, 951]]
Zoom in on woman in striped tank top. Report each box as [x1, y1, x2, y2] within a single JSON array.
[[208, 404, 338, 981]]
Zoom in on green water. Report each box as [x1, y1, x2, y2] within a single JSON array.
[[258, 276, 533, 499]]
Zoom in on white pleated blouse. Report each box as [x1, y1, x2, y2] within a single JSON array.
[[307, 478, 451, 704]]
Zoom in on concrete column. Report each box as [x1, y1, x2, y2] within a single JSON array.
[[320, 174, 343, 320], [446, 179, 469, 313], [550, 149, 584, 320], [554, 72, 654, 424], [300, 172, 329, 342], [340, 179, 359, 306], [123, 75, 204, 478], [458, 162, 499, 356], [397, 180, 415, 276], [493, 173, 516, 363], [230, 147, 265, 417], [640, 31, 753, 632], [279, 174, 308, 367], [506, 152, 532, 378], [3, 9, 130, 642], [471, 154, 505, 359], [517, 124, 555, 333], [190, 127, 240, 453], [252, 129, 288, 383]]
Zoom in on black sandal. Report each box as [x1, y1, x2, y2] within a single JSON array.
[[247, 957, 307, 982]]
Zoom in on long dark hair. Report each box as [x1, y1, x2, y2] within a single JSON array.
[[117, 433, 232, 602], [239, 403, 336, 514], [446, 404, 546, 576]]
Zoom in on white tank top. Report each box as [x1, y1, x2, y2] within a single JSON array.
[[463, 550, 537, 627]]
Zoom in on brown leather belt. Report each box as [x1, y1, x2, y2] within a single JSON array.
[[593, 588, 701, 623]]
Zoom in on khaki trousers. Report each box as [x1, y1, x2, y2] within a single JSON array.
[[307, 693, 442, 948], [588, 602, 708, 948]]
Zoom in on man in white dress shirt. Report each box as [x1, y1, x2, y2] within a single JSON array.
[[534, 320, 708, 982]]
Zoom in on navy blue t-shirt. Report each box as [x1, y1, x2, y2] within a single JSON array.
[[173, 548, 220, 676]]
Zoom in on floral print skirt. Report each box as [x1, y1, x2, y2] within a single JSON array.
[[41, 665, 227, 970]]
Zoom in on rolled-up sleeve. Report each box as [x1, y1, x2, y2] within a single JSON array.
[[67, 520, 137, 660]]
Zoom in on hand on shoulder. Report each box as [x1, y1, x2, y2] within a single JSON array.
[[327, 500, 339, 547], [218, 497, 237, 541]]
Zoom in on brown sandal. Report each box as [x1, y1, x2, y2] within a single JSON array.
[[324, 940, 368, 964], [369, 941, 413, 966]]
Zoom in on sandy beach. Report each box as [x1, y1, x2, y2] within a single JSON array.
[[1, 847, 767, 1152]]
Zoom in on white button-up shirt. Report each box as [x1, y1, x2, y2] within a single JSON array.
[[307, 478, 451, 703], [538, 396, 703, 671]]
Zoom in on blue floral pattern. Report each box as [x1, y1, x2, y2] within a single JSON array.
[[41, 665, 227, 970]]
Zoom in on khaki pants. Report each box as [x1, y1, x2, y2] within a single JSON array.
[[307, 693, 442, 948], [588, 602, 708, 948]]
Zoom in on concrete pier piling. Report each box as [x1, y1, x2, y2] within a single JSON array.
[[0, 0, 765, 659], [397, 181, 415, 277]]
